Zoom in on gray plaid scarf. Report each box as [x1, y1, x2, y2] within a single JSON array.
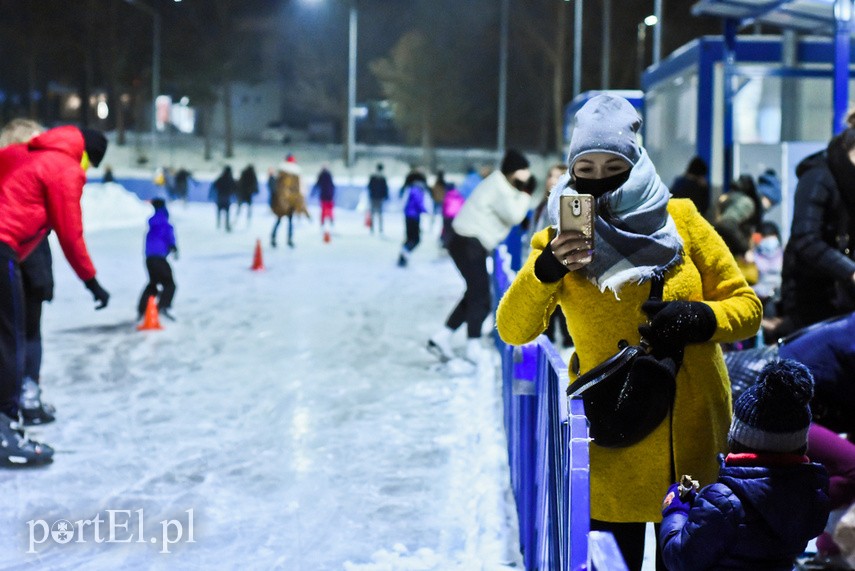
[[547, 148, 683, 296]]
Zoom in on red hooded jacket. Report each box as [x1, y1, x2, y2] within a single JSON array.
[[0, 126, 96, 281]]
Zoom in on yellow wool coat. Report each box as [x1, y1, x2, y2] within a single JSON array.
[[496, 199, 762, 523]]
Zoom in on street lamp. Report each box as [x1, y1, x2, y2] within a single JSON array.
[[346, 0, 357, 167], [572, 0, 583, 98], [652, 0, 662, 64], [123, 0, 160, 167], [305, 0, 356, 165], [497, 0, 508, 152], [636, 15, 657, 88]]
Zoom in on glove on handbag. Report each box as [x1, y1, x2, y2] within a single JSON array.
[[566, 275, 678, 448], [638, 300, 716, 362]]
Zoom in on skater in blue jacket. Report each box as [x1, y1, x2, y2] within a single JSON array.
[[137, 198, 178, 321], [660, 359, 830, 571]]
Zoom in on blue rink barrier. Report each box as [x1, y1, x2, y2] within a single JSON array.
[[493, 249, 628, 571]]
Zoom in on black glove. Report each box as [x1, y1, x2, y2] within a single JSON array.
[[638, 300, 716, 361], [534, 242, 570, 283], [523, 174, 537, 195], [84, 277, 110, 310], [171, 246, 179, 260]]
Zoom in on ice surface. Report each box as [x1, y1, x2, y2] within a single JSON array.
[[0, 184, 522, 570]]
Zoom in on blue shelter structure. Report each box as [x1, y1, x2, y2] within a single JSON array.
[[641, 32, 855, 241], [688, 0, 854, 190]]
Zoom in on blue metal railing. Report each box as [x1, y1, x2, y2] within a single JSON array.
[[492, 248, 592, 571]]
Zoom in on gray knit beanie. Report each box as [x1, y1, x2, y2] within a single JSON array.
[[727, 359, 814, 454], [566, 94, 642, 169]]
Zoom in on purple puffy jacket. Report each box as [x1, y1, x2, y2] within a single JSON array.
[[145, 208, 176, 257]]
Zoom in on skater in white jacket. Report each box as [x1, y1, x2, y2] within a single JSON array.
[[428, 149, 534, 363]]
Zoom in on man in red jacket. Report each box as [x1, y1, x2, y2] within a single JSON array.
[[0, 125, 110, 466]]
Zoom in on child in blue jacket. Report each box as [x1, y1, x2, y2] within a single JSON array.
[[659, 359, 830, 571], [397, 172, 428, 267], [137, 198, 178, 320]]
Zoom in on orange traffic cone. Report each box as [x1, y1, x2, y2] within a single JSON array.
[[323, 230, 331, 243], [137, 296, 163, 331], [250, 239, 265, 271]]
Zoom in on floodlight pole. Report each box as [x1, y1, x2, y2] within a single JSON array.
[[345, 0, 357, 167], [498, 0, 509, 153], [601, 0, 611, 88], [573, 0, 583, 97], [653, 0, 662, 64]]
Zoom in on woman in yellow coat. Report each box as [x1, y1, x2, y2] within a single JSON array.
[[496, 95, 762, 571]]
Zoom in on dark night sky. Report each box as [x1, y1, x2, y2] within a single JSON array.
[[0, 0, 724, 148], [267, 0, 722, 146]]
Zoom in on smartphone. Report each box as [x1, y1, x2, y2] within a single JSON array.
[[559, 194, 595, 264]]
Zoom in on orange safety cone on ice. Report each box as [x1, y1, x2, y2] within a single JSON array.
[[137, 296, 163, 331], [323, 230, 331, 243], [250, 239, 265, 271]]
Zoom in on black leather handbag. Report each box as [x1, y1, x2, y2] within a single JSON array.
[[566, 275, 678, 448]]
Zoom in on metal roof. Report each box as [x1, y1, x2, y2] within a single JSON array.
[[691, 0, 843, 34]]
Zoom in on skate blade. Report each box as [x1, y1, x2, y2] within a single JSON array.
[[426, 341, 453, 363]]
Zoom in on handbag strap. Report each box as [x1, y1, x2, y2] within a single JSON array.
[[648, 273, 665, 302]]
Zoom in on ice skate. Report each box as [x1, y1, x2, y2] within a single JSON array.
[[427, 328, 454, 362], [465, 337, 485, 365], [20, 378, 56, 427], [397, 249, 409, 267], [0, 412, 53, 466], [160, 308, 176, 322]]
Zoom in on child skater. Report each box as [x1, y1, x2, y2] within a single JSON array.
[[659, 359, 830, 571], [137, 198, 178, 321]]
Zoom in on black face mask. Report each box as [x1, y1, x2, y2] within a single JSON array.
[[573, 169, 631, 198]]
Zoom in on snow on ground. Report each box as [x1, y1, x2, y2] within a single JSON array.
[[0, 184, 522, 570]]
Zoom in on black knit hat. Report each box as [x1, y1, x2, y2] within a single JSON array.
[[687, 156, 708, 177], [80, 128, 108, 167], [500, 149, 529, 175], [727, 359, 814, 454]]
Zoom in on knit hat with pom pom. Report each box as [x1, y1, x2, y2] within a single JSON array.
[[728, 359, 814, 454]]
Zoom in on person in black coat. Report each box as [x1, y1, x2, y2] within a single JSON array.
[[173, 168, 194, 202], [210, 166, 237, 232], [367, 163, 389, 234], [778, 114, 855, 336], [670, 156, 710, 218], [235, 165, 259, 224]]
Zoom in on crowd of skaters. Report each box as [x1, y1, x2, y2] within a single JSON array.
[[2, 95, 855, 570]]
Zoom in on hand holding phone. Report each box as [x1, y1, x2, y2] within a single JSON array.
[[556, 194, 595, 266]]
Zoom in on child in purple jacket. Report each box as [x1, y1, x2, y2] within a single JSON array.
[[137, 198, 178, 320], [397, 173, 428, 267], [659, 359, 829, 571]]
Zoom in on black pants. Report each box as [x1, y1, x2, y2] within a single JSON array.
[[403, 217, 421, 252], [271, 215, 294, 246], [445, 231, 490, 339], [235, 200, 252, 221], [0, 244, 24, 417], [370, 199, 384, 233], [590, 519, 665, 571], [216, 205, 231, 231], [23, 293, 42, 382], [137, 257, 176, 316]]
